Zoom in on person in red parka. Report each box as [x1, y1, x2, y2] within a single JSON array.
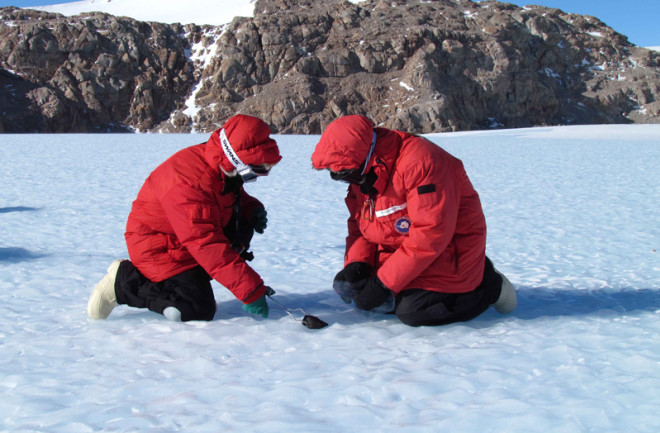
[[311, 115, 517, 326], [87, 115, 282, 322]]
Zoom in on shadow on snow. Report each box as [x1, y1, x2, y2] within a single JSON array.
[[498, 286, 660, 321], [213, 289, 383, 326], [0, 206, 40, 214], [0, 247, 48, 263], [218, 286, 660, 326], [103, 287, 660, 326], [0, 207, 45, 262]]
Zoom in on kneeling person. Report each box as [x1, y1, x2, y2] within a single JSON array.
[[88, 115, 281, 322], [312, 115, 516, 326]]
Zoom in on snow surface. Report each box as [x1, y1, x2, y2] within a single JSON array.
[[28, 0, 256, 25], [27, 0, 368, 25], [1, 125, 659, 432], [180, 26, 227, 129]]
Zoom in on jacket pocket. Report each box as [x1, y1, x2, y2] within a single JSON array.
[[167, 234, 189, 262], [361, 197, 411, 243], [188, 204, 218, 223]]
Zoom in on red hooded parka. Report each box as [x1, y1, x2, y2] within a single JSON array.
[[312, 115, 487, 295], [125, 115, 282, 304]]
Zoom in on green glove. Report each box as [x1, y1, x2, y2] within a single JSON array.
[[242, 286, 274, 318]]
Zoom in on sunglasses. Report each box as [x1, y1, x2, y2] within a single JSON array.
[[329, 168, 365, 185], [239, 163, 273, 183]]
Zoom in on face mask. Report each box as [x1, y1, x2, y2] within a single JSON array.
[[221, 172, 244, 194], [329, 168, 365, 184], [359, 169, 379, 196]]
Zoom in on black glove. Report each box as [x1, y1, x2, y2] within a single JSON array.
[[251, 208, 268, 234], [333, 262, 372, 283], [332, 262, 373, 304], [353, 276, 391, 311]]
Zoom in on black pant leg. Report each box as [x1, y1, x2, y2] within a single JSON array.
[[480, 256, 503, 304], [115, 261, 216, 322], [394, 256, 503, 327], [395, 289, 457, 326]]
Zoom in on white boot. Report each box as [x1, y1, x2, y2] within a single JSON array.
[[493, 269, 517, 314], [163, 306, 182, 322], [87, 260, 123, 319]]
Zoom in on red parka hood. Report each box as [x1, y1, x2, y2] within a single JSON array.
[[312, 115, 405, 195], [206, 114, 282, 172], [311, 115, 375, 172]]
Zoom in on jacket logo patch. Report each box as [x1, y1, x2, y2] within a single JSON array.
[[394, 217, 411, 234], [417, 184, 436, 194]]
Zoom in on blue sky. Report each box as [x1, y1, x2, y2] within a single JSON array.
[[502, 0, 658, 47], [1, 0, 657, 46]]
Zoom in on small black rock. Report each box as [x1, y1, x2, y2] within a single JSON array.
[[302, 315, 328, 329]]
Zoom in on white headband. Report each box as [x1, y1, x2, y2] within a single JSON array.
[[220, 128, 249, 172]]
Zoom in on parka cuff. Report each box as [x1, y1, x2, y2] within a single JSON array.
[[242, 284, 267, 304], [376, 271, 401, 295]]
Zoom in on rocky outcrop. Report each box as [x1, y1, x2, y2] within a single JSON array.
[[1, 0, 659, 133], [0, 7, 193, 132]]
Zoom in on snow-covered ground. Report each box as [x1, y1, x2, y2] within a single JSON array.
[[27, 0, 367, 25], [1, 125, 659, 432], [28, 0, 256, 25]]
